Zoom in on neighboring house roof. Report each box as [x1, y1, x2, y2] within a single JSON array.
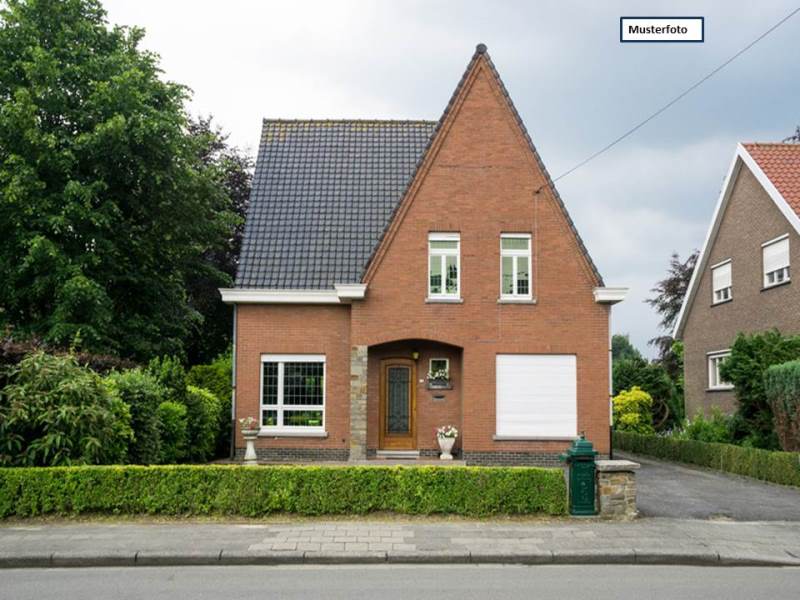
[[236, 120, 436, 289], [235, 44, 604, 291], [673, 143, 800, 338]]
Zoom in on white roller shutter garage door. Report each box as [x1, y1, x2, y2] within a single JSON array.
[[496, 354, 577, 437]]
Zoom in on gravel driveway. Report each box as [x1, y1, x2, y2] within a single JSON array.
[[617, 452, 800, 520]]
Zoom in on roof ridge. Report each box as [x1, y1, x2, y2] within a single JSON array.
[[261, 118, 438, 124]]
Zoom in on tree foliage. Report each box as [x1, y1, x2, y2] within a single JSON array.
[[0, 351, 131, 465], [0, 0, 235, 360], [721, 330, 800, 449], [612, 387, 655, 434], [612, 334, 642, 363], [763, 360, 800, 452], [105, 368, 164, 464], [613, 356, 680, 427], [645, 250, 698, 377]]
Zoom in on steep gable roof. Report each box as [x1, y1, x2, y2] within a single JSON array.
[[673, 143, 800, 338], [236, 120, 436, 288], [235, 44, 604, 291], [364, 44, 604, 287]]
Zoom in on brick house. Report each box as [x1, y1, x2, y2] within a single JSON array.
[[674, 143, 800, 416], [221, 44, 627, 465]]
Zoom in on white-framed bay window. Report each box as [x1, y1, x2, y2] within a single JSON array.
[[428, 233, 460, 299], [711, 259, 732, 304], [707, 350, 733, 391], [261, 354, 325, 432], [762, 234, 790, 288], [500, 234, 532, 299]]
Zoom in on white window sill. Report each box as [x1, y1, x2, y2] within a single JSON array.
[[426, 297, 463, 304], [258, 429, 328, 438], [493, 435, 577, 441], [497, 297, 536, 304], [762, 279, 791, 291]]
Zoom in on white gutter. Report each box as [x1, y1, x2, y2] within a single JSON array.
[[593, 287, 629, 305], [219, 284, 367, 304]]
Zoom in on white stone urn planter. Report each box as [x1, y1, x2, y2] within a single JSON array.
[[437, 435, 456, 460], [239, 417, 260, 466], [436, 425, 458, 460]]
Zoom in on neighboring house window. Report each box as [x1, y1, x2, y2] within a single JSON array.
[[762, 234, 790, 288], [261, 354, 325, 430], [707, 351, 733, 391], [711, 260, 732, 304], [429, 358, 449, 378], [500, 234, 532, 299], [428, 233, 460, 299]]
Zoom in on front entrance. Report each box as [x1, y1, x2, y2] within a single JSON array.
[[379, 358, 416, 450]]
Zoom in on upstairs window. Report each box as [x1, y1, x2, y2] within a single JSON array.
[[707, 350, 733, 391], [428, 233, 460, 299], [261, 355, 325, 430], [500, 234, 532, 299], [711, 260, 732, 304], [763, 235, 790, 288]]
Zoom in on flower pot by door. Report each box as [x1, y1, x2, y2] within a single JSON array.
[[437, 435, 455, 460]]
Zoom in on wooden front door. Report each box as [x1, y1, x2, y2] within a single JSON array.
[[379, 359, 416, 450]]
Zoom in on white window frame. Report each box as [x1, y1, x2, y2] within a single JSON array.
[[707, 350, 733, 391], [500, 233, 533, 300], [429, 357, 450, 378], [260, 354, 326, 433], [762, 234, 790, 289], [710, 259, 732, 304], [427, 233, 461, 300]]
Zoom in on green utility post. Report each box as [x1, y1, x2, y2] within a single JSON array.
[[560, 434, 598, 516]]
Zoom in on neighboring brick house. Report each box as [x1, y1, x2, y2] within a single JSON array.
[[674, 143, 800, 416], [220, 44, 627, 465]]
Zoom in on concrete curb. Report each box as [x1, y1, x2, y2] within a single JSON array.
[[2, 549, 799, 569]]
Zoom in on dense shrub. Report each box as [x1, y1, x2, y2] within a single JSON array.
[[721, 330, 800, 449], [184, 386, 221, 462], [156, 402, 188, 464], [612, 387, 655, 434], [764, 360, 800, 452], [187, 352, 232, 457], [0, 465, 566, 518], [613, 357, 681, 428], [0, 352, 132, 466], [675, 409, 734, 444], [147, 356, 188, 404], [105, 369, 165, 464], [613, 431, 800, 487]]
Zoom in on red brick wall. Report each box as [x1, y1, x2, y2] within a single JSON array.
[[234, 304, 351, 451], [353, 58, 610, 455]]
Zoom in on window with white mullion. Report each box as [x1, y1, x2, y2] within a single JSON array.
[[707, 351, 733, 391], [711, 260, 732, 304], [500, 234, 532, 299], [261, 355, 325, 430], [763, 235, 790, 288], [428, 234, 460, 298]]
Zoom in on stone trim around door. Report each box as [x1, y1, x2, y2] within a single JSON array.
[[349, 345, 368, 461]]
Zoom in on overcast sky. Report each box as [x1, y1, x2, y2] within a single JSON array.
[[103, 0, 800, 356]]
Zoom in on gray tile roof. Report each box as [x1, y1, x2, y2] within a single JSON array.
[[236, 119, 437, 289]]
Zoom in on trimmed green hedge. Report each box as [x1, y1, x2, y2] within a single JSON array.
[[614, 431, 800, 487], [0, 465, 566, 518]]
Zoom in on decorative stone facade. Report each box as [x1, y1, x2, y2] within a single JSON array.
[[596, 459, 639, 519], [349, 345, 368, 461]]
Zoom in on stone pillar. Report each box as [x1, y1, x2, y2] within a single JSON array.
[[349, 345, 368, 461], [596, 459, 640, 520]]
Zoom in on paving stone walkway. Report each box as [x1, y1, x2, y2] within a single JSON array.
[[2, 518, 800, 567]]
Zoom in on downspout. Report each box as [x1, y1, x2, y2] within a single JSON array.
[[229, 304, 237, 460], [608, 308, 613, 460]]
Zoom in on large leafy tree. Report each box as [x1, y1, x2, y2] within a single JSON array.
[[0, 0, 234, 360], [645, 251, 699, 378], [184, 117, 251, 364]]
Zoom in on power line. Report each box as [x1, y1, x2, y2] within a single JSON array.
[[542, 7, 800, 189]]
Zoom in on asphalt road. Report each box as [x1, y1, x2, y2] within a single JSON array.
[[2, 565, 799, 599], [618, 452, 800, 520]]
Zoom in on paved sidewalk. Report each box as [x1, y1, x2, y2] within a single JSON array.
[[2, 518, 800, 568]]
